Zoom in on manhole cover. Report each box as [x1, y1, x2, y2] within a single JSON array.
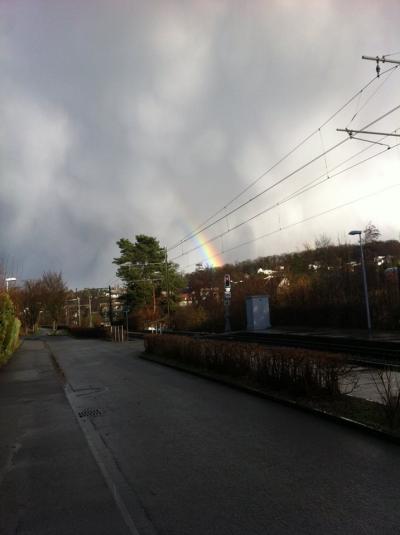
[[78, 408, 104, 418]]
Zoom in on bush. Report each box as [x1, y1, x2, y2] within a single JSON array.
[[371, 368, 400, 429], [0, 293, 20, 368], [173, 306, 210, 331], [144, 334, 350, 397]]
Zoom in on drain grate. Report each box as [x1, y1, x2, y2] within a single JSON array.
[[78, 407, 104, 418]]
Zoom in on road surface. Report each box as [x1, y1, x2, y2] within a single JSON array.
[[1, 336, 400, 534]]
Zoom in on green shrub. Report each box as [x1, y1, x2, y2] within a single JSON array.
[[144, 334, 350, 397], [0, 293, 20, 367]]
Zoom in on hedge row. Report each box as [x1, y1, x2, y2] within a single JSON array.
[[145, 334, 351, 397], [0, 293, 21, 368]]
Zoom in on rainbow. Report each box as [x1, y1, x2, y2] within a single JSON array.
[[171, 197, 225, 269], [190, 231, 224, 268], [172, 223, 224, 269]]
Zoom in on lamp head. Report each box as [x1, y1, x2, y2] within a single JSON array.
[[348, 230, 362, 236]]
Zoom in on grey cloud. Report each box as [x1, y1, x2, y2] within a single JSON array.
[[1, 0, 400, 287]]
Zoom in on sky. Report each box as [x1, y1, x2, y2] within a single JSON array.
[[1, 0, 400, 289]]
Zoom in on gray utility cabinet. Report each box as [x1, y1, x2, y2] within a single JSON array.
[[246, 295, 271, 331]]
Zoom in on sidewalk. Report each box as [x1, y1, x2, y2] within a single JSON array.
[[0, 339, 129, 535]]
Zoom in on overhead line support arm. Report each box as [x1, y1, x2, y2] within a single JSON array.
[[362, 55, 400, 77], [337, 128, 400, 137], [362, 55, 400, 65]]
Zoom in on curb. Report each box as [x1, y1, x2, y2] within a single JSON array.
[[141, 352, 400, 447]]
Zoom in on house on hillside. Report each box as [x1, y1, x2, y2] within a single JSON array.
[[257, 267, 277, 279]]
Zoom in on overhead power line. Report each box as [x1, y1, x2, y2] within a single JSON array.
[[171, 139, 400, 262], [382, 51, 400, 58], [182, 183, 400, 270], [346, 66, 398, 127], [168, 65, 398, 252], [169, 100, 400, 254]]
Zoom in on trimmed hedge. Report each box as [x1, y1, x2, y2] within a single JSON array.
[[145, 334, 351, 397], [0, 293, 20, 368]]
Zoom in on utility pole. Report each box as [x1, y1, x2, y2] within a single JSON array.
[[108, 285, 113, 326], [77, 296, 81, 327], [88, 293, 92, 328], [165, 250, 170, 327], [349, 230, 372, 334], [224, 274, 231, 332], [125, 292, 129, 336]]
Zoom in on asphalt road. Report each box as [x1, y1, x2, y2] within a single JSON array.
[[44, 336, 400, 535]]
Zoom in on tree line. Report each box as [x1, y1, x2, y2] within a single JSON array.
[[4, 222, 398, 335], [113, 225, 400, 332], [9, 271, 68, 333]]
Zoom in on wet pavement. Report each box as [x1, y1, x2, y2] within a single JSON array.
[[0, 339, 129, 535], [2, 336, 400, 534], [39, 336, 400, 534]]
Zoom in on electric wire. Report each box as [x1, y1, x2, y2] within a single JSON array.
[[360, 102, 400, 130], [182, 183, 400, 270], [169, 101, 400, 256], [171, 139, 400, 262], [169, 86, 400, 254], [383, 51, 400, 58], [168, 65, 397, 252], [346, 65, 398, 127], [169, 137, 349, 251]]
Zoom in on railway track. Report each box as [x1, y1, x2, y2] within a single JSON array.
[[205, 331, 400, 369], [131, 329, 400, 369]]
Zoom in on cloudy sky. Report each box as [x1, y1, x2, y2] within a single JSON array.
[[1, 0, 400, 288]]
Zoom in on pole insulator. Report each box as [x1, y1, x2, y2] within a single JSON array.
[[376, 58, 381, 77]]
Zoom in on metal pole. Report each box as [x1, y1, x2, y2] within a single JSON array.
[[88, 294, 92, 328], [362, 55, 400, 65], [359, 234, 372, 333], [224, 299, 231, 332], [77, 297, 81, 327], [165, 251, 170, 327], [108, 285, 113, 326], [336, 128, 400, 137]]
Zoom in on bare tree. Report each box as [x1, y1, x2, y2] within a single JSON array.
[[314, 233, 332, 249], [371, 368, 400, 429], [363, 222, 381, 244], [41, 271, 68, 331], [21, 279, 44, 332]]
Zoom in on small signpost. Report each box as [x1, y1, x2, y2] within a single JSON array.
[[224, 274, 231, 332]]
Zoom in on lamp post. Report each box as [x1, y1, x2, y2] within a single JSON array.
[[5, 277, 16, 292], [349, 230, 371, 333]]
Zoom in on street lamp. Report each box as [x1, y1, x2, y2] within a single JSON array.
[[5, 277, 17, 292], [349, 230, 371, 333]]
